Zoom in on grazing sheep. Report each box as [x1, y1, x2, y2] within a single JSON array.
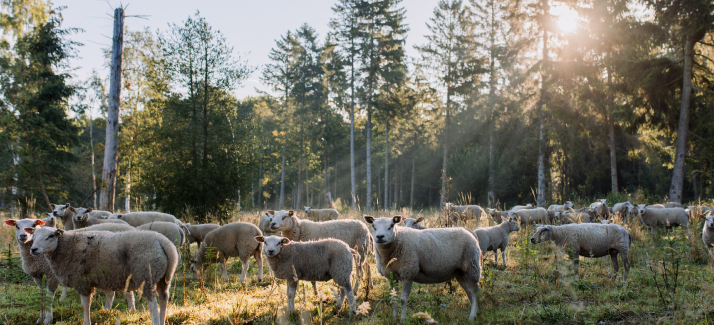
[[636, 206, 690, 237], [365, 215, 481, 321], [665, 202, 682, 208], [701, 214, 714, 248], [488, 209, 510, 224], [107, 212, 181, 227], [304, 206, 339, 221], [511, 204, 534, 212], [269, 210, 372, 294], [259, 212, 277, 235], [404, 217, 427, 229], [559, 210, 591, 224], [612, 201, 635, 218], [190, 222, 263, 283], [589, 199, 609, 219], [87, 210, 112, 219], [73, 208, 129, 229], [255, 236, 356, 314], [575, 207, 598, 222], [547, 201, 574, 212], [51, 203, 77, 230], [4, 218, 59, 324], [445, 203, 485, 225], [510, 207, 548, 224], [473, 216, 520, 268], [27, 227, 178, 325], [138, 221, 186, 246], [530, 223, 631, 281], [184, 223, 220, 248]]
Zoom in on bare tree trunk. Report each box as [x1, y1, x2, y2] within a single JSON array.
[[487, 0, 497, 208], [488, 132, 495, 207], [99, 8, 124, 213], [440, 104, 450, 210], [297, 126, 303, 209], [89, 112, 97, 209], [536, 1, 548, 208], [279, 141, 286, 209], [125, 167, 131, 212], [350, 45, 357, 212], [324, 153, 328, 208], [384, 119, 389, 211], [669, 35, 694, 203], [366, 110, 372, 212], [258, 150, 263, 210], [410, 134, 416, 209], [607, 64, 618, 194]]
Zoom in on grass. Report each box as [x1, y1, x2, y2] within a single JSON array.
[[2, 207, 714, 324]]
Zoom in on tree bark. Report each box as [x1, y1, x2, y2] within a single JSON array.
[[440, 99, 450, 210], [297, 125, 303, 209], [669, 35, 694, 203], [279, 141, 286, 209], [410, 134, 416, 209], [487, 0, 497, 208], [536, 0, 548, 208], [125, 168, 131, 212], [366, 109, 372, 212], [99, 8, 124, 213], [607, 64, 618, 194], [350, 44, 357, 212], [89, 113, 97, 209], [384, 119, 389, 210]]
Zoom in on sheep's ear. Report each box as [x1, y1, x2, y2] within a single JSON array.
[[267, 210, 275, 215], [4, 219, 16, 226], [65, 203, 70, 207], [117, 214, 123, 218], [23, 227, 35, 234], [288, 210, 294, 216], [393, 216, 403, 224], [68, 207, 75, 212], [35, 220, 45, 226], [254, 236, 265, 243], [363, 216, 374, 224], [700, 214, 706, 220], [87, 208, 93, 212], [280, 238, 290, 245], [51, 204, 55, 209], [417, 217, 424, 222], [56, 229, 64, 236]]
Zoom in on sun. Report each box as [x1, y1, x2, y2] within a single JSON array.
[[550, 5, 579, 33]]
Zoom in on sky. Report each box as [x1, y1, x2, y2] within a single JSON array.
[[53, 0, 442, 100]]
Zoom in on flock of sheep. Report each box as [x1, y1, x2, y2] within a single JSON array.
[[2, 199, 712, 324]]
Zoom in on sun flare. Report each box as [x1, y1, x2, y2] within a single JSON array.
[[551, 5, 578, 33]]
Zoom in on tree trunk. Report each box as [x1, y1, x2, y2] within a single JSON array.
[[487, 0, 497, 208], [488, 131, 495, 207], [279, 141, 286, 209], [440, 103, 450, 210], [384, 119, 389, 210], [607, 64, 618, 194], [324, 153, 328, 208], [89, 113, 97, 209], [99, 8, 124, 213], [297, 126, 303, 209], [410, 135, 416, 209], [258, 150, 263, 210], [536, 1, 548, 208], [125, 167, 131, 212], [350, 42, 357, 211], [669, 35, 694, 203], [366, 110, 372, 212]]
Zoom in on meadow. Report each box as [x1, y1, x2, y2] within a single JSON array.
[[1, 199, 714, 324]]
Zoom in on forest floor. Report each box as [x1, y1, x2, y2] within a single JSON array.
[[1, 208, 714, 324]]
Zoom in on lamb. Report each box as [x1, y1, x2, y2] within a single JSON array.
[[269, 210, 372, 294], [184, 223, 220, 248], [365, 215, 481, 321], [190, 222, 263, 283], [511, 204, 534, 212], [547, 201, 574, 212], [304, 206, 339, 221], [700, 213, 714, 248], [27, 227, 178, 325], [108, 211, 181, 227], [510, 207, 548, 224], [612, 201, 635, 218], [4, 218, 59, 324], [636, 206, 690, 237], [42, 213, 56, 227], [137, 221, 186, 246], [445, 203, 485, 225], [589, 199, 609, 219], [73, 208, 130, 229], [404, 217, 427, 229], [51, 203, 77, 230], [255, 236, 356, 314], [473, 216, 520, 268], [530, 223, 631, 281]]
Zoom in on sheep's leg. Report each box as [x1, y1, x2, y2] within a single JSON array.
[[344, 285, 356, 314], [157, 280, 170, 325], [239, 257, 248, 283], [622, 252, 631, 282], [456, 276, 479, 321], [80, 294, 92, 325], [147, 295, 160, 325], [573, 259, 580, 280], [353, 259, 362, 295], [104, 291, 114, 310], [493, 250, 498, 266], [311, 281, 318, 296], [220, 262, 228, 282], [286, 280, 298, 314], [502, 249, 507, 269], [337, 286, 346, 310], [399, 280, 413, 321], [125, 291, 136, 310], [609, 252, 620, 280], [254, 251, 263, 282], [42, 289, 54, 325]]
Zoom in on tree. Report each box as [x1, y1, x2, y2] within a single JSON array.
[[416, 0, 482, 209]]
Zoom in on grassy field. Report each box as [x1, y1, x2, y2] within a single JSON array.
[[1, 206, 714, 324]]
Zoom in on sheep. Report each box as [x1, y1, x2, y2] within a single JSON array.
[[184, 223, 220, 248], [73, 208, 130, 229], [700, 213, 714, 248], [42, 213, 56, 228], [255, 236, 356, 314], [51, 203, 77, 230], [108, 211, 182, 227], [27, 227, 178, 325], [81, 223, 136, 233], [547, 201, 574, 212], [473, 216, 520, 268], [87, 209, 112, 219], [636, 206, 690, 237], [445, 203, 485, 225], [530, 223, 631, 281], [259, 211, 278, 235], [612, 201, 635, 218], [137, 221, 186, 246], [589, 199, 609, 219], [547, 210, 562, 223], [190, 222, 263, 283], [304, 206, 339, 221], [510, 207, 548, 224], [4, 218, 59, 324], [665, 202, 683, 208], [404, 217, 427, 229], [511, 204, 534, 212], [269, 210, 372, 294], [364, 215, 481, 321], [559, 210, 591, 224]]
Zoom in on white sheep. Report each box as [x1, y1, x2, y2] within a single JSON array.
[[530, 223, 631, 281], [190, 222, 263, 283], [51, 203, 76, 230], [259, 211, 277, 235], [81, 223, 136, 233], [444, 203, 485, 225], [72, 208, 130, 229], [4, 218, 59, 324], [255, 236, 356, 314], [364, 215, 481, 321], [269, 210, 372, 294], [700, 213, 714, 248], [510, 207, 548, 224], [488, 209, 510, 224], [664, 202, 682, 208], [611, 201, 635, 219], [184, 223, 220, 248], [511, 204, 534, 212], [27, 227, 178, 325], [403, 217, 426, 229], [107, 211, 181, 227], [589, 199, 609, 219], [473, 216, 520, 268], [42, 213, 56, 228], [557, 210, 591, 224], [137, 221, 186, 246], [547, 201, 574, 212], [304, 206, 339, 221], [87, 209, 112, 219], [636, 206, 690, 238]]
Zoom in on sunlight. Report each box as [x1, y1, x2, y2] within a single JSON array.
[[551, 5, 579, 33]]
